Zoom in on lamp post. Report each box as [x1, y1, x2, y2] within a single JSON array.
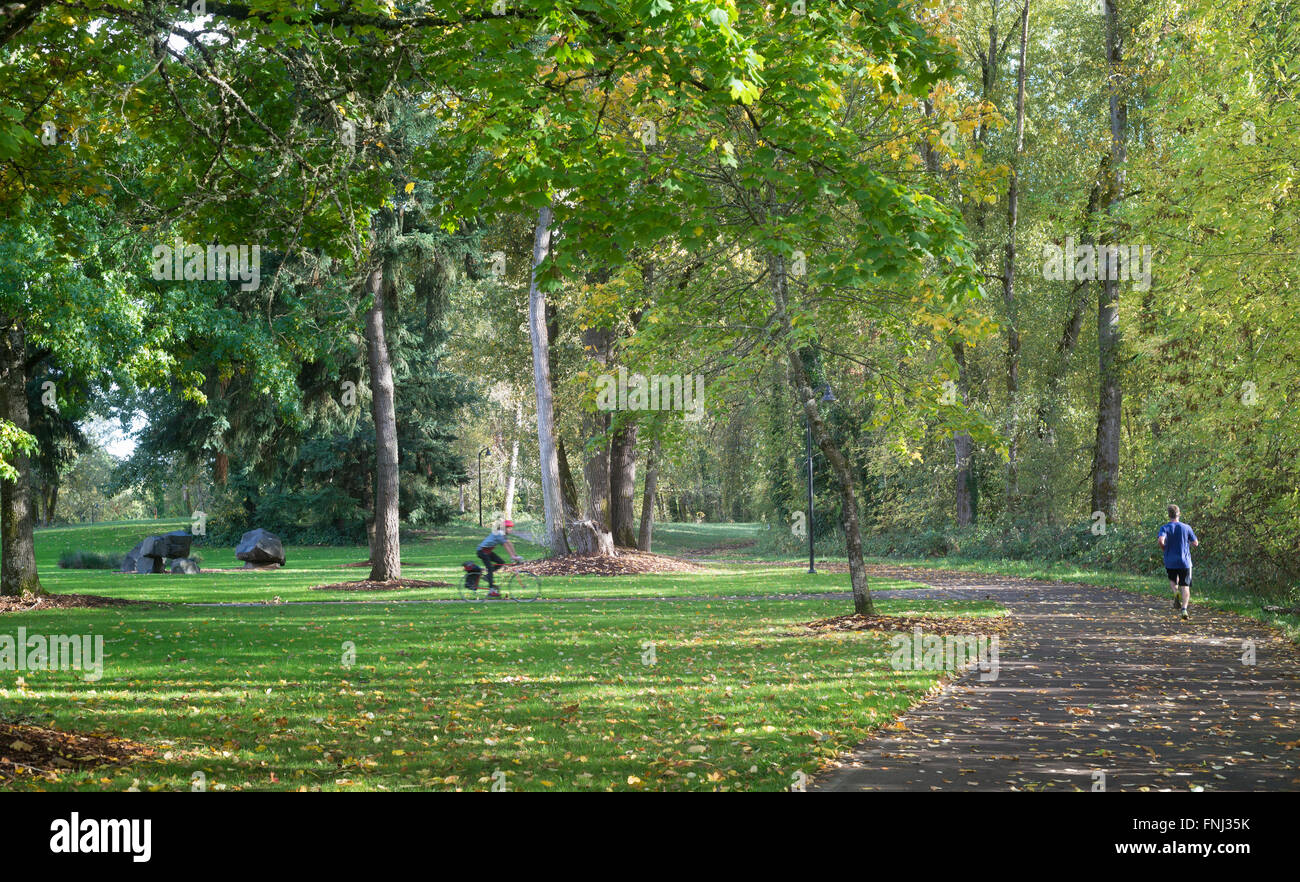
[[477, 447, 491, 527], [805, 384, 835, 575]]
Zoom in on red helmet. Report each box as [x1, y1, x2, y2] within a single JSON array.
[[503, 519, 514, 528]]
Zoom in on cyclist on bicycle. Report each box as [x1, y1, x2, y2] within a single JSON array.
[[476, 519, 523, 598]]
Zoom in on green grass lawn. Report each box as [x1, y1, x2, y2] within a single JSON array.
[[2, 519, 996, 791], [2, 594, 1003, 792], [860, 554, 1300, 643], [647, 521, 765, 556], [34, 519, 930, 603], [642, 519, 1300, 643]]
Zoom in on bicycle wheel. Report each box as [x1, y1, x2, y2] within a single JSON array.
[[504, 570, 541, 602], [458, 577, 486, 602]]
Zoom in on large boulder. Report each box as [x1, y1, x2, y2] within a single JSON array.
[[235, 529, 285, 567], [122, 537, 165, 574], [157, 530, 193, 559], [120, 541, 142, 572], [170, 557, 201, 575], [121, 531, 195, 574]]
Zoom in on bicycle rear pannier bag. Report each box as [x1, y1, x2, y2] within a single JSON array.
[[462, 561, 483, 588]]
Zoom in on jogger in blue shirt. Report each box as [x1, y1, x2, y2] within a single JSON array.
[[1157, 504, 1199, 619]]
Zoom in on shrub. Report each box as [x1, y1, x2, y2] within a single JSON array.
[[58, 550, 121, 570]]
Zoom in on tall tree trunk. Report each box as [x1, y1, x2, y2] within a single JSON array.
[[546, 309, 582, 528], [365, 266, 402, 581], [638, 436, 660, 551], [769, 253, 873, 615], [1036, 157, 1107, 445], [503, 399, 521, 518], [578, 325, 616, 554], [557, 436, 581, 523], [363, 472, 376, 557], [920, 97, 975, 527], [952, 339, 975, 527], [214, 451, 229, 485], [46, 483, 58, 525], [0, 318, 41, 596], [720, 416, 744, 519], [1092, 292, 1123, 520], [949, 3, 1014, 526], [1003, 0, 1030, 509], [582, 415, 612, 526], [580, 325, 614, 532], [1091, 0, 1128, 521], [526, 204, 569, 554], [609, 421, 638, 547]]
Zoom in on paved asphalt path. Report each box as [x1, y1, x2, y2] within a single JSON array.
[[813, 566, 1300, 792]]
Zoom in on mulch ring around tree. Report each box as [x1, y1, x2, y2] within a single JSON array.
[[0, 592, 154, 616], [511, 551, 710, 576], [0, 721, 154, 783], [310, 578, 450, 592], [801, 613, 1017, 636]]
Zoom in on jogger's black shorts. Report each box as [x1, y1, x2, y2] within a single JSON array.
[[1166, 567, 1192, 586]]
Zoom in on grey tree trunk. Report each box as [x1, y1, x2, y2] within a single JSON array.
[[503, 399, 521, 519], [952, 339, 975, 527], [526, 204, 570, 554], [637, 436, 660, 551], [1091, 0, 1128, 521], [557, 436, 582, 524], [609, 421, 638, 548], [769, 253, 873, 615], [580, 325, 615, 542], [1036, 156, 1106, 448], [365, 267, 402, 582], [1002, 0, 1030, 509], [582, 419, 612, 523], [567, 519, 615, 555], [950, 3, 1014, 527], [363, 472, 376, 559], [921, 97, 975, 526], [0, 318, 42, 596]]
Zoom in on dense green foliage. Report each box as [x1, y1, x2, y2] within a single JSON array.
[[0, 0, 1296, 596]]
